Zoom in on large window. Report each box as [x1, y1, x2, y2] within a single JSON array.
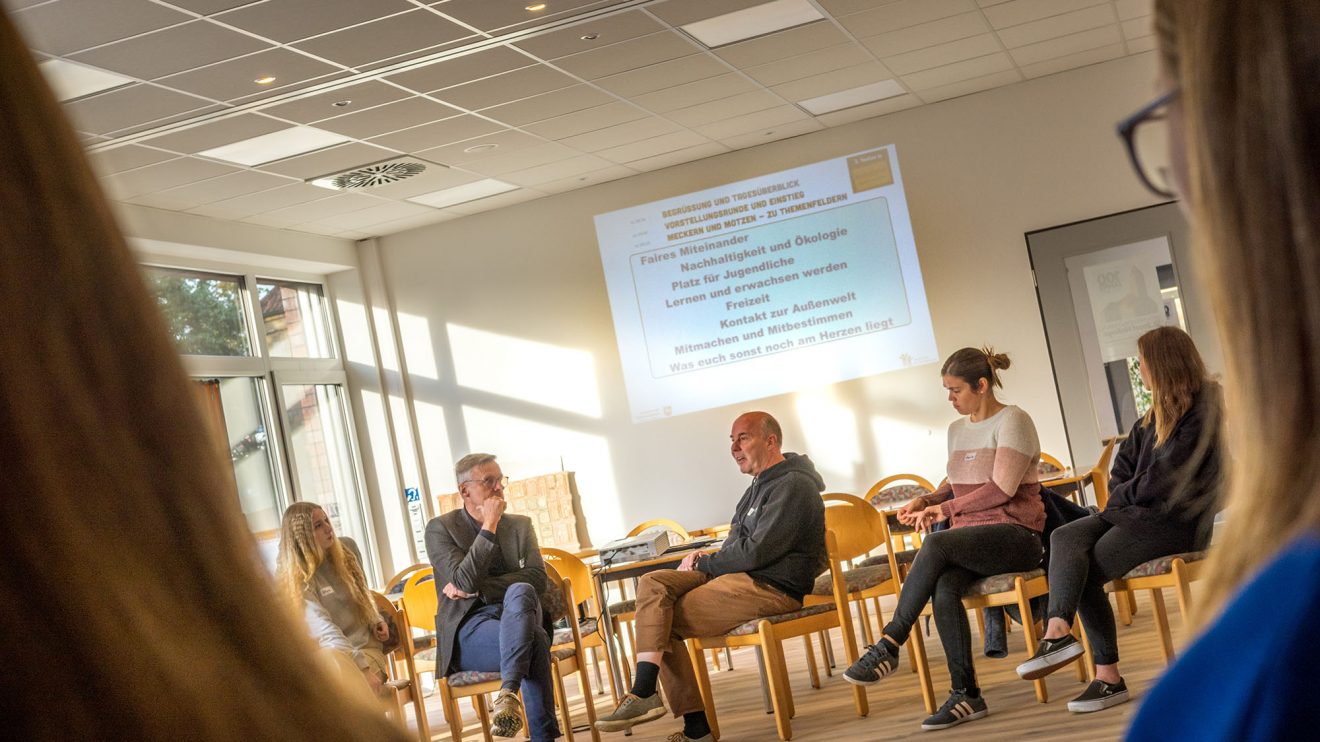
[[146, 267, 252, 356], [258, 279, 336, 358]]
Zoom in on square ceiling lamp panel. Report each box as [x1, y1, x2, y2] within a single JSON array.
[[680, 0, 825, 49], [197, 125, 353, 166], [38, 59, 136, 102], [798, 79, 907, 115], [407, 178, 518, 209]]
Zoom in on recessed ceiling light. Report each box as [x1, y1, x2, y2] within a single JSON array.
[[37, 59, 135, 102], [681, 0, 824, 48], [462, 143, 499, 154], [797, 79, 906, 115], [525, 3, 547, 10], [253, 75, 277, 85], [580, 33, 599, 40], [332, 99, 352, 107], [407, 179, 517, 209], [198, 125, 352, 166]]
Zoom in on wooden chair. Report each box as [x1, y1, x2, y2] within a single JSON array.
[[1041, 439, 1117, 508], [1106, 550, 1207, 664], [1038, 452, 1067, 476], [688, 523, 732, 539], [400, 568, 440, 677], [541, 548, 623, 705], [373, 592, 431, 742], [687, 530, 868, 741], [805, 494, 907, 647], [865, 474, 935, 552], [543, 563, 603, 742], [384, 562, 430, 597]]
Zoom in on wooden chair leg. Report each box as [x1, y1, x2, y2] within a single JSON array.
[[444, 688, 465, 742], [593, 636, 622, 706], [474, 694, 492, 739], [1150, 588, 1175, 664], [1115, 584, 1133, 626], [1015, 585, 1048, 703], [710, 647, 722, 671], [1072, 622, 1093, 682], [551, 664, 575, 742], [687, 641, 720, 741], [758, 630, 794, 740], [909, 626, 936, 714], [1173, 561, 1194, 639], [857, 598, 875, 646], [1125, 589, 1138, 618]]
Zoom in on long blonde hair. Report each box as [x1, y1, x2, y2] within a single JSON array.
[[1156, 0, 1320, 618], [1136, 326, 1207, 446], [0, 12, 402, 741], [277, 503, 380, 629]]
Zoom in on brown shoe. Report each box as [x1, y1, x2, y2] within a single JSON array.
[[595, 692, 665, 732], [491, 688, 524, 738]]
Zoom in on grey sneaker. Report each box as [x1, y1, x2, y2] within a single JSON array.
[[1016, 633, 1084, 680], [595, 692, 666, 732], [843, 640, 900, 686], [921, 689, 988, 731], [1067, 678, 1130, 713], [491, 688, 523, 738]]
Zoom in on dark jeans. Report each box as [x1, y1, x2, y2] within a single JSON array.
[[882, 524, 1044, 693], [1046, 515, 1198, 666], [453, 583, 559, 741]]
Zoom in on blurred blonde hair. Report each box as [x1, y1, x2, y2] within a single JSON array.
[[1156, 0, 1320, 618], [277, 502, 379, 629], [0, 11, 402, 741]]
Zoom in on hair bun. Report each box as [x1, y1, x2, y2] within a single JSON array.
[[982, 347, 1011, 371]]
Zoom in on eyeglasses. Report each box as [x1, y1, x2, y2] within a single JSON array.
[[1117, 87, 1180, 199], [460, 475, 509, 490]]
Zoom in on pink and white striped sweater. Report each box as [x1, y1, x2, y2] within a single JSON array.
[[920, 405, 1045, 532]]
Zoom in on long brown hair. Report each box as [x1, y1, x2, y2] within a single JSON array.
[[0, 12, 403, 741], [1156, 0, 1320, 617], [1136, 326, 1207, 445], [277, 503, 380, 630]]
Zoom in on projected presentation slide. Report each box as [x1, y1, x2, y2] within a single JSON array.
[[595, 145, 938, 423]]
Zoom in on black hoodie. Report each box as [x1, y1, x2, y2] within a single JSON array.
[[696, 452, 826, 602]]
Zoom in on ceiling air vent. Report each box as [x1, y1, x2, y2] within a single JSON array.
[[309, 158, 429, 190]]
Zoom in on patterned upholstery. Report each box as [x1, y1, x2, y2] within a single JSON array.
[[1120, 551, 1208, 579], [1037, 461, 1063, 475], [812, 564, 893, 595], [870, 484, 930, 508], [551, 646, 577, 661], [552, 618, 598, 646], [608, 598, 637, 617], [726, 604, 836, 636], [963, 569, 1045, 597], [860, 549, 918, 568], [540, 582, 568, 622], [415, 646, 437, 664], [447, 669, 502, 688]]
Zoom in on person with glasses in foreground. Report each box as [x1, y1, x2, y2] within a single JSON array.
[[426, 454, 560, 741], [1122, 2, 1320, 740]]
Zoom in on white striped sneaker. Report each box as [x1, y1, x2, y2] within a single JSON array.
[[920, 690, 988, 731]]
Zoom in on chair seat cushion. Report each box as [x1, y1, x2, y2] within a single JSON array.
[[551, 646, 577, 661], [963, 569, 1045, 597], [1120, 551, 1208, 579], [608, 598, 637, 616], [726, 603, 836, 636], [870, 484, 930, 508], [552, 618, 598, 646], [447, 669, 502, 687], [415, 646, 437, 664], [812, 564, 893, 595], [858, 549, 918, 569]]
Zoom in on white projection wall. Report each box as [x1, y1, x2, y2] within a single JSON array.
[[595, 145, 938, 422]]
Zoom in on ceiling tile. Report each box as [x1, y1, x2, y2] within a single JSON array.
[[646, 0, 767, 26], [99, 155, 239, 199], [882, 33, 1003, 75], [522, 101, 648, 140], [1127, 35, 1155, 53], [1115, 0, 1152, 21], [164, 0, 260, 13], [126, 169, 295, 209], [155, 48, 344, 102], [596, 129, 711, 163], [188, 182, 335, 218], [244, 192, 386, 228], [12, 0, 190, 56], [481, 85, 616, 126], [69, 20, 272, 80], [384, 46, 535, 94], [1020, 41, 1124, 78], [367, 115, 505, 153], [769, 61, 892, 102], [666, 89, 782, 127], [444, 188, 543, 216], [360, 210, 461, 235], [593, 54, 729, 97], [87, 144, 178, 176], [513, 10, 664, 60], [257, 142, 401, 179], [499, 154, 616, 187], [815, 93, 921, 126], [626, 141, 726, 172], [428, 0, 613, 34], [902, 51, 1014, 90], [713, 20, 846, 68], [982, 0, 1108, 29], [858, 11, 990, 58], [257, 81, 412, 124], [459, 142, 580, 176], [216, 0, 416, 43], [538, 164, 634, 193], [431, 64, 579, 110], [291, 9, 474, 69], [836, 0, 975, 37], [312, 96, 461, 138], [742, 43, 871, 87], [998, 5, 1114, 47], [62, 84, 215, 135], [917, 67, 1020, 102], [141, 113, 291, 153], [1008, 25, 1120, 66], [1121, 16, 1153, 40], [694, 104, 811, 140], [718, 117, 823, 149], [309, 200, 438, 231], [559, 116, 682, 152], [553, 31, 700, 80], [818, 0, 901, 15], [414, 129, 546, 165], [106, 103, 228, 137], [631, 73, 758, 113]]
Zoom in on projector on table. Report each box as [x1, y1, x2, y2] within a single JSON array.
[[598, 531, 672, 566]]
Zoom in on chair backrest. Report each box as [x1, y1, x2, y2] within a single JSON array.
[[400, 567, 438, 633], [383, 562, 429, 597], [688, 523, 732, 539], [540, 547, 600, 620], [1038, 452, 1067, 476], [821, 493, 890, 563], [627, 518, 691, 540], [1091, 438, 1118, 508], [865, 473, 935, 509]]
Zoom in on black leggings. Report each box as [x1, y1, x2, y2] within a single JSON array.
[[1045, 515, 1198, 665], [882, 524, 1044, 693]]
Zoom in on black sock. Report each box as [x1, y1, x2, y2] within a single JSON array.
[[500, 680, 519, 693], [630, 661, 659, 698], [683, 710, 711, 739], [880, 637, 900, 654], [960, 686, 981, 699]]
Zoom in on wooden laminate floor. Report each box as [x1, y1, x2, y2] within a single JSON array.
[[407, 587, 1194, 742]]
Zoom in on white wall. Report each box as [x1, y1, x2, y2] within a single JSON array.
[[376, 53, 1166, 543]]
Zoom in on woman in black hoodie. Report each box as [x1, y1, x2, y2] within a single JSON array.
[[1014, 326, 1222, 713]]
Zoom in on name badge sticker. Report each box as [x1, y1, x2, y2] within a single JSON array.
[[963, 452, 976, 462], [319, 585, 335, 596]]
